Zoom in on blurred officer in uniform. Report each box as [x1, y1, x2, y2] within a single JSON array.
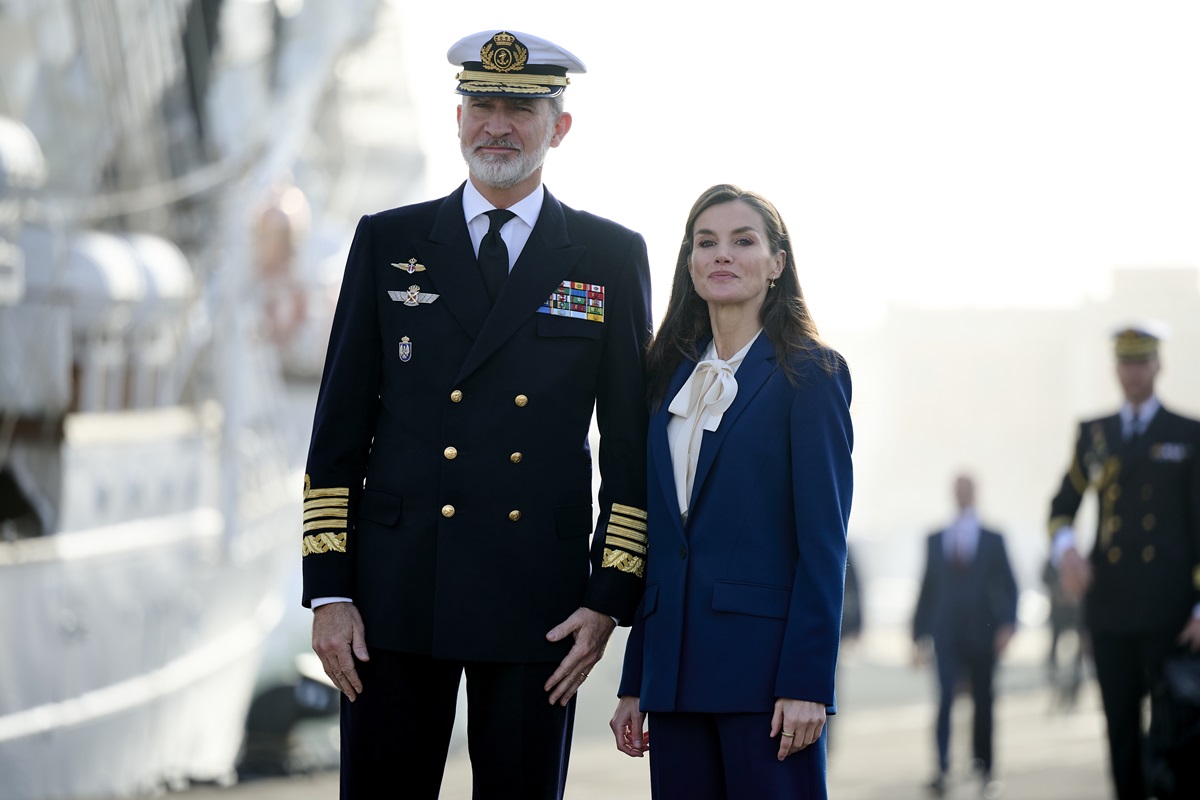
[[913, 473, 1017, 798], [300, 29, 652, 799], [1049, 323, 1200, 800]]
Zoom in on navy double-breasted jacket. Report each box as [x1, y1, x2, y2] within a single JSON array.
[[619, 337, 854, 713], [300, 184, 652, 664], [1049, 406, 1200, 635]]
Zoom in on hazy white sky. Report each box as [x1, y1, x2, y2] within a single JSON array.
[[395, 0, 1200, 330]]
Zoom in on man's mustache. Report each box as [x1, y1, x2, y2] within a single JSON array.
[[472, 138, 522, 154]]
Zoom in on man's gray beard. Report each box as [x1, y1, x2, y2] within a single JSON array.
[[462, 133, 553, 190]]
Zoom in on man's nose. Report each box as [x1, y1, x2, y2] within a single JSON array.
[[483, 110, 515, 136]]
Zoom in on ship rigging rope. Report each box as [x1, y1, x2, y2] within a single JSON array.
[[18, 148, 258, 224]]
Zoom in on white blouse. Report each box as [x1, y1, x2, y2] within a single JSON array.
[[666, 331, 762, 519]]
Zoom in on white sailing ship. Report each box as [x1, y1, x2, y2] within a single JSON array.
[[0, 0, 420, 796]]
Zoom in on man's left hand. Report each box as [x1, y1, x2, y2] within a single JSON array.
[[544, 607, 616, 705], [1178, 616, 1200, 651]]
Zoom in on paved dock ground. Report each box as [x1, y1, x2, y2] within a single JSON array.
[[183, 625, 1113, 799]]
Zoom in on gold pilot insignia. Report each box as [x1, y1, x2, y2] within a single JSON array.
[[389, 286, 440, 306], [480, 31, 528, 73], [399, 336, 412, 362], [391, 258, 426, 274]]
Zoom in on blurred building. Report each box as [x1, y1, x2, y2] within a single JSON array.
[[836, 267, 1200, 625]]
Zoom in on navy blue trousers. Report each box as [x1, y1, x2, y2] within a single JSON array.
[[932, 641, 996, 776], [339, 648, 575, 799], [648, 711, 828, 799]]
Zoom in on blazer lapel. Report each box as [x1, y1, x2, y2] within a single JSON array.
[[455, 189, 585, 384], [413, 185, 491, 342], [688, 334, 778, 513], [650, 357, 696, 542]]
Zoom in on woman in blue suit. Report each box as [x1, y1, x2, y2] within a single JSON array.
[[610, 185, 854, 799]]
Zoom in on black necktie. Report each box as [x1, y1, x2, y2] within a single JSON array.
[[479, 209, 515, 303], [1127, 411, 1142, 444]]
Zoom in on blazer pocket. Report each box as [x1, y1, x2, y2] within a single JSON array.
[[358, 488, 403, 526], [712, 581, 791, 620], [554, 503, 593, 539], [641, 583, 660, 618], [537, 314, 602, 340]]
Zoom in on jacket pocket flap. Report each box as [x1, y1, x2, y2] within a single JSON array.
[[554, 503, 594, 539], [712, 581, 791, 620], [641, 583, 659, 617], [358, 489, 403, 525], [537, 314, 602, 340]]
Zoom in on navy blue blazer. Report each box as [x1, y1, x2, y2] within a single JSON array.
[[618, 336, 854, 713], [301, 184, 652, 663], [911, 527, 1018, 656]]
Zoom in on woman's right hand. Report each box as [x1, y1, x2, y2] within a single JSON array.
[[610, 696, 648, 757]]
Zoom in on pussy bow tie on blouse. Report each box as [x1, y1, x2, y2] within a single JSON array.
[[668, 358, 739, 431]]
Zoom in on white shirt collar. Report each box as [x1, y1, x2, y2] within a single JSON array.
[[462, 180, 544, 230], [1120, 395, 1160, 426]]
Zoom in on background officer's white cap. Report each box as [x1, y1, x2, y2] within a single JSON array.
[[1111, 320, 1168, 361], [447, 30, 586, 98]]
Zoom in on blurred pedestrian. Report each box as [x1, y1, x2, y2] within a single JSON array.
[[913, 473, 1018, 798], [302, 29, 652, 799], [1040, 556, 1085, 708], [827, 544, 863, 757], [610, 184, 854, 799], [1047, 323, 1200, 800]]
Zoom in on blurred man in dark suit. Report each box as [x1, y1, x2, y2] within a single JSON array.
[[914, 474, 1018, 798]]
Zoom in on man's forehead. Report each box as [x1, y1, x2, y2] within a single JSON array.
[[462, 95, 555, 115]]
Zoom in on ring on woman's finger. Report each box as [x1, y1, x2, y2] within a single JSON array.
[[780, 731, 795, 738], [578, 672, 589, 681]]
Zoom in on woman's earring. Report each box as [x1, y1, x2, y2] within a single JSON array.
[[768, 277, 776, 290]]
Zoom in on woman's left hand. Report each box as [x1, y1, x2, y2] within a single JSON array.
[[770, 698, 826, 761]]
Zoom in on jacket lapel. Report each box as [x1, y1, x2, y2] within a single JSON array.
[[455, 189, 585, 384], [688, 334, 778, 513], [412, 185, 492, 342], [650, 357, 696, 543]]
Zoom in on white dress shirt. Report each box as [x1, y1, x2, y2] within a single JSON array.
[[462, 180, 543, 270], [944, 508, 980, 564]]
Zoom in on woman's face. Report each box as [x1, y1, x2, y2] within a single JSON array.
[[687, 200, 784, 312]]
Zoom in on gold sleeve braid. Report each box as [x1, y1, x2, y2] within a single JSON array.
[[301, 474, 349, 556], [602, 503, 647, 577]]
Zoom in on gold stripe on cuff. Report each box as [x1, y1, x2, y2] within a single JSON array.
[[605, 534, 647, 555], [612, 503, 647, 520], [301, 531, 346, 556], [602, 548, 645, 577]]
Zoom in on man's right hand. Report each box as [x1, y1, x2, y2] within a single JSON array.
[[312, 602, 369, 701], [1058, 547, 1093, 601]]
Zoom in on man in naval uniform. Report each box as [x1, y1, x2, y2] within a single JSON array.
[[1049, 324, 1200, 800], [301, 30, 652, 799]]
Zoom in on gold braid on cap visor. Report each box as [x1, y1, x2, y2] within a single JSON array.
[[457, 69, 569, 86]]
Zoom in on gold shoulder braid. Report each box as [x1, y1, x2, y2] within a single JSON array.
[[301, 474, 349, 556]]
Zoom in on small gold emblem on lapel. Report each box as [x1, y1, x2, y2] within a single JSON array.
[[399, 336, 412, 362], [392, 258, 426, 274]]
